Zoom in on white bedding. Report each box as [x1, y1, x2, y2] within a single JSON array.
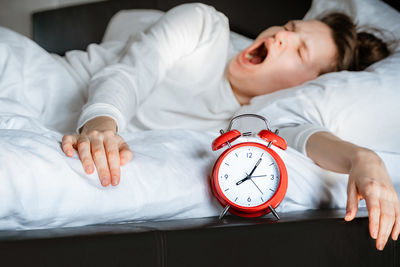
[[0, 112, 373, 230], [1, 111, 399, 230], [1, 0, 400, 230], [0, 27, 351, 230]]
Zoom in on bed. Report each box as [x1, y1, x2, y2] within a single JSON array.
[[1, 0, 400, 266]]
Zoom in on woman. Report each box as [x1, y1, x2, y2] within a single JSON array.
[[61, 3, 397, 250]]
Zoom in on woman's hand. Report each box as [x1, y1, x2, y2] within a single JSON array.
[[62, 116, 133, 186], [345, 150, 400, 250], [306, 131, 400, 250]]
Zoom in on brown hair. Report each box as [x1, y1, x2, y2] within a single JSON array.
[[319, 12, 391, 72]]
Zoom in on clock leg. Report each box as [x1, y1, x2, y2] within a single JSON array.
[[269, 205, 280, 220], [219, 205, 230, 220]]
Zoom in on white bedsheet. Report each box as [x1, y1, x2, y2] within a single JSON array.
[[1, 112, 399, 230], [1, 23, 400, 230], [0, 114, 361, 230]]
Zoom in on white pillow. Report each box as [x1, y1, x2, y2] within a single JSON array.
[[102, 9, 253, 51], [238, 0, 400, 154], [304, 0, 400, 44], [102, 9, 164, 43]]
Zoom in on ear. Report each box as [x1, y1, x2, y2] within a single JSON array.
[[258, 130, 287, 150], [212, 130, 241, 151]]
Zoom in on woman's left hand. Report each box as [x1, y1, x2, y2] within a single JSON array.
[[345, 150, 400, 250]]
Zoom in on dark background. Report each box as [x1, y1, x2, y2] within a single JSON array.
[[33, 0, 313, 55]]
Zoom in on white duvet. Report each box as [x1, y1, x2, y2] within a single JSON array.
[[1, 0, 400, 230], [1, 109, 400, 230], [0, 112, 385, 230]]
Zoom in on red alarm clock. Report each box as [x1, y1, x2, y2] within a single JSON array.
[[211, 114, 288, 220]]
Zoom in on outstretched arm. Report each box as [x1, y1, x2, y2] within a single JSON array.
[[62, 3, 229, 186], [306, 131, 400, 250], [77, 3, 229, 133]]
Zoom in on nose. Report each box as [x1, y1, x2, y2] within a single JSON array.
[[275, 30, 299, 47]]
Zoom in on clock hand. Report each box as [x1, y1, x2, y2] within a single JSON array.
[[248, 157, 262, 177], [236, 158, 262, 185], [249, 177, 263, 194], [236, 176, 247, 185], [236, 172, 263, 194], [242, 172, 264, 194], [250, 175, 267, 178]]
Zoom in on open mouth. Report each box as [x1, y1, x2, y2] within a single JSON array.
[[245, 42, 268, 64]]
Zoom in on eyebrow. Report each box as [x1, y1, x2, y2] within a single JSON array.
[[290, 20, 296, 31], [291, 21, 311, 63]]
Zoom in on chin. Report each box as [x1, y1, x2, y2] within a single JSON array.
[[227, 57, 245, 80]]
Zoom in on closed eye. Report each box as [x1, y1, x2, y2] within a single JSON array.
[[283, 24, 302, 59], [298, 48, 303, 60]]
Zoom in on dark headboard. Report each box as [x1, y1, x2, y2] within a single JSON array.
[[32, 0, 400, 56], [32, 0, 312, 55]]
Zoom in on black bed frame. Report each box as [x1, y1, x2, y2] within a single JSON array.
[[1, 0, 400, 266], [32, 0, 313, 55]]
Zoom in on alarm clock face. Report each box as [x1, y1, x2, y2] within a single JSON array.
[[217, 144, 281, 208]]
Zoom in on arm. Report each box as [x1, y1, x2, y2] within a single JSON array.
[[78, 3, 228, 133], [62, 3, 229, 186], [306, 131, 400, 250]]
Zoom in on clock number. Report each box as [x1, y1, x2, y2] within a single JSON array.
[[247, 152, 252, 158], [224, 174, 228, 180], [247, 197, 251, 202], [270, 174, 274, 180]]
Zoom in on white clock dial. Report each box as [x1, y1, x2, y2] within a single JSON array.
[[217, 145, 280, 207]]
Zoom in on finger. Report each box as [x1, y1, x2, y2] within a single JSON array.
[[104, 138, 120, 186], [91, 137, 111, 187], [376, 200, 395, 250], [345, 182, 359, 221], [77, 136, 95, 174], [119, 142, 133, 165], [62, 134, 77, 157], [391, 203, 400, 241], [365, 195, 381, 240]]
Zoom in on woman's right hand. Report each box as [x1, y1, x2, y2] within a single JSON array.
[[345, 150, 400, 250], [62, 116, 133, 187], [307, 131, 400, 250]]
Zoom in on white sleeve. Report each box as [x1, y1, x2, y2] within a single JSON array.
[[77, 3, 228, 133], [278, 124, 331, 155]]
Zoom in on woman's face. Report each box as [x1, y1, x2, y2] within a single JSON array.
[[227, 20, 337, 104]]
